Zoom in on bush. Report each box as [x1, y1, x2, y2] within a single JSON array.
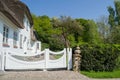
[[79, 44, 120, 72]]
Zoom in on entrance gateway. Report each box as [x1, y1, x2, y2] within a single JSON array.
[[0, 48, 72, 71]]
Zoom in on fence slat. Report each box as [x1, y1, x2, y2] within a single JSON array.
[[4, 48, 72, 71], [67, 48, 72, 70]]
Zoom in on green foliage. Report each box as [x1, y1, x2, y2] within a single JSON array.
[[110, 26, 120, 44], [33, 15, 84, 50], [80, 44, 120, 72], [32, 15, 64, 50], [49, 37, 64, 50], [32, 15, 53, 43], [114, 0, 120, 25], [76, 19, 101, 44], [107, 6, 115, 28], [107, 1, 120, 44], [41, 43, 49, 50], [51, 16, 83, 48]]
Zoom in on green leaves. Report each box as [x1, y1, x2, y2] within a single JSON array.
[[107, 1, 120, 44], [76, 19, 101, 44], [80, 44, 120, 72], [51, 16, 83, 48]]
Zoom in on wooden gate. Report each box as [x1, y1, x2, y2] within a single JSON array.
[[4, 48, 72, 71], [0, 51, 5, 71]]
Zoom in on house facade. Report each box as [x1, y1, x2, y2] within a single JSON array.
[[0, 0, 41, 54]]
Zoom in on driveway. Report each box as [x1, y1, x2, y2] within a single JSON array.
[[0, 71, 90, 80], [0, 71, 120, 80]]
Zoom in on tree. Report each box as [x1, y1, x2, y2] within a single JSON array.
[[107, 0, 120, 44], [32, 15, 53, 49], [52, 16, 82, 48], [108, 6, 115, 30], [76, 19, 101, 44], [87, 20, 101, 44], [96, 16, 110, 43], [111, 26, 120, 43], [114, 1, 120, 25]]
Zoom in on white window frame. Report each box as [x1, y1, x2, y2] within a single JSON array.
[[13, 31, 18, 48], [3, 25, 9, 46]]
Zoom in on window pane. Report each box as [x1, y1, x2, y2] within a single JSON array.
[[3, 32, 5, 37], [37, 43, 39, 49], [3, 27, 6, 32], [3, 37, 5, 43], [13, 31, 18, 46], [7, 28, 9, 33], [6, 38, 8, 43], [3, 25, 9, 44]]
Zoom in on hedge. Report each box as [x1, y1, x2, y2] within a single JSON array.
[[79, 44, 120, 72]]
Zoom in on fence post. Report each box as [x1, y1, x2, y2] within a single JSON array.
[[67, 48, 72, 70], [1, 51, 5, 71], [64, 48, 67, 68], [44, 49, 49, 71], [0, 52, 2, 71]]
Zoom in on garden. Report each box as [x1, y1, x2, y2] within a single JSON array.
[[32, 0, 120, 79]]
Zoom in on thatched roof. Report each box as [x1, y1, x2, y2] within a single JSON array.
[[0, 0, 33, 28]]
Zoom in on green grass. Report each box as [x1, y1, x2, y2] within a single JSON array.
[[81, 70, 120, 78]]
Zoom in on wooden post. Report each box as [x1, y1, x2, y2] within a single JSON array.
[[67, 48, 72, 70], [44, 49, 49, 71]]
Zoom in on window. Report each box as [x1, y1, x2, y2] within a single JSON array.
[[20, 34, 23, 49], [3, 25, 9, 47], [13, 31, 18, 48], [37, 43, 39, 49]]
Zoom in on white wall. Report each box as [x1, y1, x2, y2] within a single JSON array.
[[0, 17, 3, 49], [31, 41, 41, 54], [0, 12, 41, 55], [0, 12, 19, 51], [20, 15, 31, 53]]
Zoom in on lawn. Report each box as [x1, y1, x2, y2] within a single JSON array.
[[81, 70, 120, 78]]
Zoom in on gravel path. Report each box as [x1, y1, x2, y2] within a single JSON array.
[[1, 71, 120, 80], [0, 71, 90, 80]]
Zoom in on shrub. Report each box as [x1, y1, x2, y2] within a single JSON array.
[[79, 44, 120, 72]]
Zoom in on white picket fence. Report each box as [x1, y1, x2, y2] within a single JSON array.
[[0, 51, 5, 71], [0, 52, 2, 71], [0, 48, 72, 71]]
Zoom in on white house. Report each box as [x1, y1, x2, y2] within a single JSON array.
[[0, 0, 41, 54], [0, 0, 73, 72]]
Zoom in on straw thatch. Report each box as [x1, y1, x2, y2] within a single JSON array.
[[0, 0, 33, 29], [0, 0, 38, 41]]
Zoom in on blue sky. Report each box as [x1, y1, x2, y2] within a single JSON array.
[[21, 0, 114, 20]]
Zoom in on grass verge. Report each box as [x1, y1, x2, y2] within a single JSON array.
[[81, 70, 120, 78]]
